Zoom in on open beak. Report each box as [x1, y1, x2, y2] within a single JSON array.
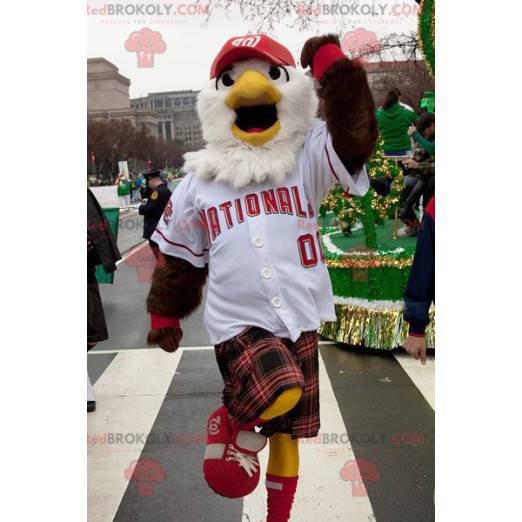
[[225, 70, 282, 146]]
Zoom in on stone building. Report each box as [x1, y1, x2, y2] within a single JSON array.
[[130, 90, 204, 150], [87, 57, 160, 137], [365, 60, 433, 110]]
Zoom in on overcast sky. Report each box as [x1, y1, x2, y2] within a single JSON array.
[[87, 0, 419, 98]]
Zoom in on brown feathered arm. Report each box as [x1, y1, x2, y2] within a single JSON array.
[[146, 252, 208, 352], [301, 34, 378, 173]]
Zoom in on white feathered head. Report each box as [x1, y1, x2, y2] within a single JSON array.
[[183, 34, 319, 188]]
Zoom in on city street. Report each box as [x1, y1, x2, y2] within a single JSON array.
[[87, 212, 435, 522]]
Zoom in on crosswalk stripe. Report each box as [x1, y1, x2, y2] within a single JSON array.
[[88, 346, 434, 521], [111, 349, 243, 522], [321, 346, 435, 521], [89, 341, 338, 355], [88, 346, 214, 355], [115, 240, 147, 266], [242, 351, 376, 521], [87, 349, 184, 522], [393, 353, 435, 409]]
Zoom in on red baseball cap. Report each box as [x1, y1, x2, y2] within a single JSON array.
[[210, 34, 296, 79]]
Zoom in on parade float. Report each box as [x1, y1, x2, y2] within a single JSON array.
[[318, 0, 435, 349]]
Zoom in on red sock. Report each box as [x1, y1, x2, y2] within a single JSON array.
[[266, 474, 298, 522]]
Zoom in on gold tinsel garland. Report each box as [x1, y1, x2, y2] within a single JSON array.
[[326, 256, 413, 270], [321, 138, 404, 229], [319, 304, 435, 350]]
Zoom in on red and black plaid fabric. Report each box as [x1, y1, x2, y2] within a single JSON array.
[[214, 327, 320, 440]]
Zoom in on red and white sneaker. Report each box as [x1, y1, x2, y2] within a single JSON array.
[[203, 405, 267, 498]]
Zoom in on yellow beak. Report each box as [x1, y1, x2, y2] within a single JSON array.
[[226, 70, 282, 146], [226, 70, 281, 109]]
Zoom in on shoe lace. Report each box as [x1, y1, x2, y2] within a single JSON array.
[[225, 444, 259, 478]]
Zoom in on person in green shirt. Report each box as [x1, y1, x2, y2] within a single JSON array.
[[116, 173, 131, 208], [376, 89, 418, 155], [408, 124, 435, 156]]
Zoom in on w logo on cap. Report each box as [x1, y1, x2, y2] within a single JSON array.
[[231, 35, 261, 48], [210, 34, 295, 79], [209, 415, 221, 435]]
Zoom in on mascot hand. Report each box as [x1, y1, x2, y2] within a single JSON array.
[[300, 34, 342, 70], [147, 327, 183, 353]]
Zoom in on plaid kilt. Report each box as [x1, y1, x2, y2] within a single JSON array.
[[214, 327, 320, 440]]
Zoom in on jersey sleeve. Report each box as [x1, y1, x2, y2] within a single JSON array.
[[151, 174, 209, 268], [302, 121, 370, 207]]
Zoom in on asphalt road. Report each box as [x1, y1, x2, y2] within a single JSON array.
[[116, 208, 145, 254], [96, 209, 210, 352], [88, 210, 435, 522]]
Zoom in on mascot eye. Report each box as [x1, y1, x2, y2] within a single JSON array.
[[269, 66, 281, 80], [222, 73, 234, 86], [268, 65, 289, 83], [216, 71, 235, 90]]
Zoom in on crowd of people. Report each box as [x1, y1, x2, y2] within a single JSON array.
[[115, 170, 181, 208], [374, 87, 435, 238], [373, 87, 435, 363]]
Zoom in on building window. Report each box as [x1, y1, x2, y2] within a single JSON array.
[[158, 122, 163, 138], [154, 99, 163, 108], [165, 98, 172, 107], [165, 122, 172, 141]]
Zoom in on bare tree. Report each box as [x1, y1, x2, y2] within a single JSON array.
[[355, 32, 434, 110], [202, 0, 321, 31], [87, 119, 187, 184]]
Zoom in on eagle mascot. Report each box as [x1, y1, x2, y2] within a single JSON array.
[[146, 33, 377, 521]]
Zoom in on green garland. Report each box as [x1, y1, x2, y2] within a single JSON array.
[[419, 0, 435, 77], [328, 264, 411, 301], [320, 139, 404, 245]]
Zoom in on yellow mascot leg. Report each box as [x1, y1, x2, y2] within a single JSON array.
[[260, 387, 301, 520], [259, 386, 302, 421], [258, 386, 302, 477], [266, 433, 299, 476]]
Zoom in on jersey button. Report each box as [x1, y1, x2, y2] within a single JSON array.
[[252, 236, 264, 248], [271, 296, 282, 308], [261, 267, 272, 279]]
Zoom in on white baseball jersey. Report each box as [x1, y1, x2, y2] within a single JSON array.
[[152, 122, 369, 345]]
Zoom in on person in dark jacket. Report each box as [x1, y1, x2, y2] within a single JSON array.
[[397, 112, 435, 236], [87, 188, 121, 411], [138, 168, 172, 259], [403, 197, 435, 364]]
